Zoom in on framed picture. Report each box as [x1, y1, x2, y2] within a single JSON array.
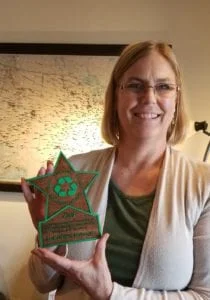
[[0, 43, 126, 192]]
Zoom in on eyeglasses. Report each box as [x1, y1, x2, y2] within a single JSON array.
[[119, 82, 180, 98]]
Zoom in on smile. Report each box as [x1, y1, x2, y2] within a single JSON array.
[[134, 113, 161, 119]]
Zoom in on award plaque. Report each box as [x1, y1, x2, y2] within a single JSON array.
[[26, 152, 102, 247]]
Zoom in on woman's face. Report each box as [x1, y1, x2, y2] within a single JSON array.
[[116, 50, 177, 144]]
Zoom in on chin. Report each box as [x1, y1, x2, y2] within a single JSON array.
[[133, 130, 167, 141]]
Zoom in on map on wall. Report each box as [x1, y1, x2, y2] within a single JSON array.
[[0, 53, 118, 182]]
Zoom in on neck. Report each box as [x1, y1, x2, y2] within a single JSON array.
[[116, 138, 167, 169]]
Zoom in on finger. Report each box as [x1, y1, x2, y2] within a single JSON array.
[[37, 166, 46, 176], [94, 233, 110, 261], [21, 177, 33, 203], [46, 160, 54, 174]]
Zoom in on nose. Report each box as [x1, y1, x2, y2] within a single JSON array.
[[139, 86, 157, 104]]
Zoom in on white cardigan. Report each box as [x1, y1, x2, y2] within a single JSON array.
[[28, 147, 210, 300]]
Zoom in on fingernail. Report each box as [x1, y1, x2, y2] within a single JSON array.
[[31, 249, 42, 257], [104, 233, 110, 240], [31, 249, 38, 254], [47, 160, 53, 166]]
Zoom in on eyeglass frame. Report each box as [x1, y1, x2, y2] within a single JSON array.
[[118, 81, 180, 98]]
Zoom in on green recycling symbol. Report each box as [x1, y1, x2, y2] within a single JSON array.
[[54, 176, 78, 197]]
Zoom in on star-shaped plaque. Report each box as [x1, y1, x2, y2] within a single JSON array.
[[27, 152, 102, 247]]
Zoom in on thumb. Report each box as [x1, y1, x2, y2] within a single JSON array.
[[21, 177, 33, 203], [94, 233, 110, 262]]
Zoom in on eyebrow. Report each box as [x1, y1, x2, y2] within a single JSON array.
[[156, 77, 174, 83]]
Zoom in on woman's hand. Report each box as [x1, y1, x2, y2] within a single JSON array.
[[21, 160, 54, 229], [31, 233, 113, 300]]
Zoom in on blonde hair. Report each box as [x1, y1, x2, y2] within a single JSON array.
[[101, 40, 188, 145]]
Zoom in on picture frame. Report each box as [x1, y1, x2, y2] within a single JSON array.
[[0, 43, 126, 192]]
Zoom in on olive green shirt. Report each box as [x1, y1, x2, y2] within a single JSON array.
[[104, 180, 155, 287]]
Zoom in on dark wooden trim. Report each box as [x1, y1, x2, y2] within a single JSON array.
[[0, 183, 22, 193], [0, 43, 127, 56]]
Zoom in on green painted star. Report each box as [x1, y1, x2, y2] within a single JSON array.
[[27, 151, 99, 219]]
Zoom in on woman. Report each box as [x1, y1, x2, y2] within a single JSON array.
[[22, 41, 210, 299]]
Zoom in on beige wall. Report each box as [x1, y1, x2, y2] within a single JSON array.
[[0, 194, 46, 300], [0, 0, 210, 299]]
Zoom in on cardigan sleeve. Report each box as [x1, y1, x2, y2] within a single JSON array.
[[110, 197, 210, 300], [28, 241, 67, 294]]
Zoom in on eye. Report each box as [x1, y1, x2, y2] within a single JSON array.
[[156, 83, 174, 91], [126, 82, 144, 91]]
